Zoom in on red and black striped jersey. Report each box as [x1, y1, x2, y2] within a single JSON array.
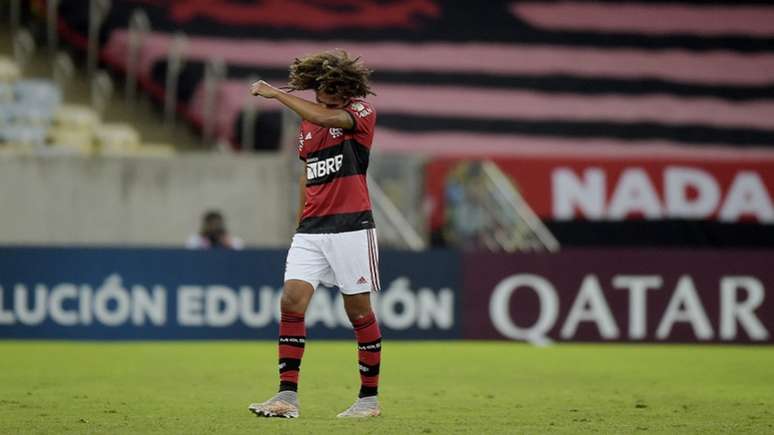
[[296, 99, 376, 234]]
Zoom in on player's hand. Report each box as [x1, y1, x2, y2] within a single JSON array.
[[250, 80, 279, 98]]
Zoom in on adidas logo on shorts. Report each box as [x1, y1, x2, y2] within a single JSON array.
[[357, 276, 368, 285]]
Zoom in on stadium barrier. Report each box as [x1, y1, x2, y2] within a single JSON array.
[[0, 248, 460, 340], [463, 250, 773, 345], [1, 247, 772, 344], [0, 154, 295, 246]]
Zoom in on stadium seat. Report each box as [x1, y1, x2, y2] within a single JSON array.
[[14, 80, 62, 107], [137, 142, 176, 157], [47, 127, 94, 154], [0, 125, 47, 146], [0, 83, 13, 103], [37, 142, 91, 156], [0, 102, 54, 126], [94, 123, 141, 154], [0, 57, 20, 82], [53, 104, 100, 131], [0, 143, 20, 155], [0, 103, 13, 124]]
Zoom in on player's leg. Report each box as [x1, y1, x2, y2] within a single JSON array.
[[337, 292, 382, 418], [324, 228, 383, 417], [250, 234, 328, 419], [277, 279, 315, 393], [249, 280, 315, 418]]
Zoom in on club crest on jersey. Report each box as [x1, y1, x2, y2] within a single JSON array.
[[350, 102, 372, 118], [306, 154, 344, 180], [329, 128, 343, 138]]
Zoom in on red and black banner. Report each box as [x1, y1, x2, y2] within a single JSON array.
[[48, 0, 774, 151]]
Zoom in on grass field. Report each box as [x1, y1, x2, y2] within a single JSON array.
[[1, 341, 773, 434]]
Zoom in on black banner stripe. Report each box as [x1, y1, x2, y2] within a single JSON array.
[[545, 220, 774, 248], [153, 61, 774, 102], [377, 114, 774, 147], [233, 109, 774, 150], [58, 0, 774, 51]]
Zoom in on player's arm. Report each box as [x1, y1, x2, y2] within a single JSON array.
[[296, 167, 306, 225], [250, 80, 354, 129]]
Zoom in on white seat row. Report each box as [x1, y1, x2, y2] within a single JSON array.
[[0, 57, 175, 157], [0, 57, 20, 82]]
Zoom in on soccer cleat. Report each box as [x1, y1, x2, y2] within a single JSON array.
[[248, 392, 300, 418], [336, 396, 381, 418]]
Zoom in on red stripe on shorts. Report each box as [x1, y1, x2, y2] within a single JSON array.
[[367, 230, 377, 291]]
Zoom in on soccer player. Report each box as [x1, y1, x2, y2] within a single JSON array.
[[247, 50, 382, 418]]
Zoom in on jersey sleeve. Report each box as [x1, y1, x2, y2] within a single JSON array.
[[344, 100, 376, 148]]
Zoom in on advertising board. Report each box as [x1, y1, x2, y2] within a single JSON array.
[[0, 248, 460, 340], [463, 250, 774, 344]]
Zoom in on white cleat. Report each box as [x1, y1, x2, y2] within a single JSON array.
[[336, 396, 381, 418], [248, 394, 299, 418]]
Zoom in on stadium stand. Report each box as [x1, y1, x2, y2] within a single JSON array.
[[37, 0, 774, 247], [0, 56, 21, 82], [0, 53, 173, 157], [51, 0, 774, 151]]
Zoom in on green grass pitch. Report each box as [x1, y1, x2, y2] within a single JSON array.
[[1, 341, 773, 434]]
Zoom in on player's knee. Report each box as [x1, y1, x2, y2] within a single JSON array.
[[346, 310, 370, 324], [343, 294, 372, 323], [281, 291, 303, 311], [280, 282, 313, 312]]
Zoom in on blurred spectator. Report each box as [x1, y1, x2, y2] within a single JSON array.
[[186, 210, 244, 250], [443, 162, 489, 249]]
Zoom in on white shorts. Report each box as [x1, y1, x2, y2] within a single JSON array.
[[284, 228, 381, 295]]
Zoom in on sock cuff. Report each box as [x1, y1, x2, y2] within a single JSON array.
[[359, 385, 378, 398], [281, 310, 305, 322], [352, 311, 376, 329], [279, 380, 298, 392]]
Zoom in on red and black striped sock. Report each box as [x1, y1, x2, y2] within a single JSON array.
[[352, 311, 382, 398], [278, 310, 305, 392]]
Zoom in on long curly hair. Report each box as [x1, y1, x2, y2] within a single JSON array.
[[287, 50, 374, 98]]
